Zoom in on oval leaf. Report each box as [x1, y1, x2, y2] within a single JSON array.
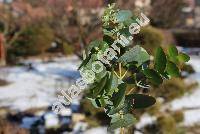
[[119, 45, 150, 66], [154, 47, 167, 73], [92, 74, 108, 98], [178, 52, 190, 63], [87, 40, 109, 54], [109, 114, 136, 130], [168, 45, 178, 58], [112, 83, 126, 107], [126, 94, 156, 109], [107, 97, 125, 115], [105, 71, 118, 94], [166, 61, 180, 77], [116, 10, 132, 22], [143, 69, 163, 85]]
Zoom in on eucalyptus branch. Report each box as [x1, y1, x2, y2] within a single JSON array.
[[78, 3, 190, 131]]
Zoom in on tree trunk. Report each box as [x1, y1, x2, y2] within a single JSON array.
[[0, 33, 6, 66]]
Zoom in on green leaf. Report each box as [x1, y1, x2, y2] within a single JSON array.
[[82, 54, 107, 82], [123, 17, 138, 26], [78, 53, 92, 70], [154, 47, 167, 73], [98, 97, 107, 107], [87, 40, 109, 55], [112, 83, 126, 107], [126, 94, 156, 109], [109, 114, 136, 130], [168, 45, 178, 58], [107, 97, 125, 115], [119, 28, 132, 37], [119, 45, 150, 66], [177, 52, 190, 62], [89, 97, 109, 108], [103, 35, 115, 45], [143, 69, 163, 85], [105, 71, 118, 95], [106, 71, 118, 90], [116, 10, 132, 22], [92, 74, 108, 98], [161, 72, 170, 79], [105, 72, 113, 92], [89, 98, 101, 108], [166, 61, 180, 77]]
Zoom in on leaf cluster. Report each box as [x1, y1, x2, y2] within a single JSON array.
[[78, 4, 190, 130]]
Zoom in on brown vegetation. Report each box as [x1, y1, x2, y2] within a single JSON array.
[[0, 117, 28, 134]]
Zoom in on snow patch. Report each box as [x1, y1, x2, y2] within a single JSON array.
[[0, 56, 80, 111]]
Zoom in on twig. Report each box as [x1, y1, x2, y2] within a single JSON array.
[[120, 111, 125, 134], [114, 71, 121, 79], [127, 87, 135, 95], [120, 127, 124, 134], [119, 62, 122, 78], [121, 70, 128, 79]]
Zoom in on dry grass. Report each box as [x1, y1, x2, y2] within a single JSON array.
[[0, 79, 9, 87], [0, 118, 29, 134]]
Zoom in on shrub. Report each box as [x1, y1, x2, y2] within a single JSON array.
[[153, 78, 186, 102], [63, 42, 75, 56], [135, 26, 164, 54], [171, 110, 184, 123], [0, 79, 9, 86], [10, 24, 54, 57], [0, 118, 28, 134], [157, 114, 177, 134]]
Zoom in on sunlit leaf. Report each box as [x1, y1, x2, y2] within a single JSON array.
[[119, 45, 150, 66], [89, 98, 101, 108], [116, 10, 132, 22], [177, 52, 190, 63], [166, 61, 180, 77], [168, 45, 178, 57], [87, 40, 109, 55], [109, 114, 136, 130], [82, 54, 107, 82]]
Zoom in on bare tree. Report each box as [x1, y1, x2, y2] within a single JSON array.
[[0, 0, 49, 64]]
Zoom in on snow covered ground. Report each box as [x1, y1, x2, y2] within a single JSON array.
[[0, 56, 80, 111], [136, 55, 200, 128], [0, 54, 200, 128], [170, 55, 200, 126]]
